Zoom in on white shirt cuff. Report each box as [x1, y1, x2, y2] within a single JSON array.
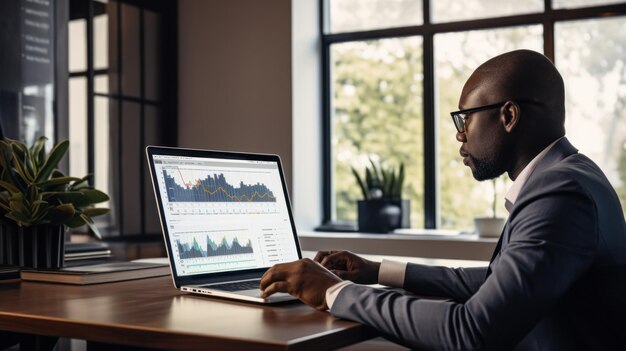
[[378, 259, 407, 287], [325, 280, 353, 310]]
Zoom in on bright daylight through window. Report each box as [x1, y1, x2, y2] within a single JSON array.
[[324, 0, 626, 230]]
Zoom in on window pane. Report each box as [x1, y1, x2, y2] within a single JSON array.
[[435, 25, 543, 230], [94, 96, 110, 209], [553, 0, 625, 9], [69, 77, 88, 179], [94, 74, 109, 93], [331, 37, 424, 227], [68, 19, 86, 72], [93, 12, 108, 69], [431, 0, 543, 23], [555, 17, 626, 218], [329, 0, 422, 34]]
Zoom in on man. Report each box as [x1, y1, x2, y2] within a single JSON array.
[[260, 50, 626, 350]]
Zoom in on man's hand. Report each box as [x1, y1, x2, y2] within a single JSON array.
[[259, 258, 342, 310], [314, 250, 381, 284]]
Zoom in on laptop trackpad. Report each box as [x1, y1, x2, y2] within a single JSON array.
[[237, 289, 296, 302]]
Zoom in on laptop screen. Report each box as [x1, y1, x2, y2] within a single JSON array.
[[149, 150, 300, 277]]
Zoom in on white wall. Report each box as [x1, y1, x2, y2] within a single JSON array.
[[178, 0, 293, 189], [178, 0, 323, 230], [292, 0, 323, 230]]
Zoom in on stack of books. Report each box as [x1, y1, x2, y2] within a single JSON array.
[[20, 261, 170, 285], [64, 242, 112, 261]]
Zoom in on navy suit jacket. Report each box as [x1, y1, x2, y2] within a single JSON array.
[[330, 138, 626, 350]]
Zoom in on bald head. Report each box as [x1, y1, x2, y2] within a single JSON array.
[[462, 49, 566, 139]]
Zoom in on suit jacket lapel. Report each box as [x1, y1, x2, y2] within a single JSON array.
[[485, 137, 578, 279]]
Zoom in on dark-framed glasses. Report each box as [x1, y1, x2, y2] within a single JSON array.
[[450, 102, 506, 133]]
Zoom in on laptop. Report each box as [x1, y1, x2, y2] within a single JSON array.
[[146, 146, 301, 303]]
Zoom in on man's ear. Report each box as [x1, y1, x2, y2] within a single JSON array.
[[500, 101, 520, 133]]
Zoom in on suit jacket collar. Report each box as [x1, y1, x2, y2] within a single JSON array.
[[526, 137, 578, 181], [487, 137, 578, 277]]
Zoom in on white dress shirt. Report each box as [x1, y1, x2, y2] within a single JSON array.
[[325, 137, 563, 309]]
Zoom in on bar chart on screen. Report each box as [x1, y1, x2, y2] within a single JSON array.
[[163, 168, 277, 203], [173, 231, 261, 274]]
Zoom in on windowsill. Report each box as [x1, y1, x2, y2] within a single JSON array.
[[298, 230, 498, 261]]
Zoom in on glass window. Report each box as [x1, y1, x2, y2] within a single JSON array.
[[431, 0, 543, 23], [94, 96, 110, 209], [322, 0, 626, 230], [555, 17, 626, 217], [328, 0, 422, 33], [68, 19, 87, 72], [69, 77, 88, 178], [553, 0, 625, 9], [94, 74, 109, 94], [331, 37, 424, 226], [435, 25, 543, 230], [93, 13, 108, 70]]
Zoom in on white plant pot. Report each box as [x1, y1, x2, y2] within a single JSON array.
[[474, 217, 506, 238]]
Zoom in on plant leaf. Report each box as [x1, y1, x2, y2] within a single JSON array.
[[395, 163, 405, 198], [35, 140, 69, 183], [351, 167, 368, 200], [64, 213, 103, 240], [79, 189, 110, 204], [82, 207, 110, 217], [30, 136, 48, 167], [0, 180, 20, 194], [81, 213, 103, 240], [42, 189, 109, 207], [369, 158, 382, 187], [6, 212, 30, 225], [0, 147, 26, 193], [64, 213, 86, 228], [52, 169, 66, 178], [38, 176, 81, 189], [9, 193, 31, 218], [11, 153, 34, 183], [45, 203, 76, 223]]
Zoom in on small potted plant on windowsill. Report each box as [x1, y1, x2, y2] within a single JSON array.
[[0, 137, 110, 269], [474, 176, 506, 238], [352, 159, 410, 233]]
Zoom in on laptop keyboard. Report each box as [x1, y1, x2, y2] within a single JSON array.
[[205, 279, 261, 292]]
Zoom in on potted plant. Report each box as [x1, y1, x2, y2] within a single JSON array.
[[474, 177, 506, 238], [352, 159, 410, 233], [0, 137, 110, 268]]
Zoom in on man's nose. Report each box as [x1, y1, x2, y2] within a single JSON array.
[[456, 131, 467, 143]]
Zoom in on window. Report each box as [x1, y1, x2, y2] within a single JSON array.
[[68, 0, 177, 238], [322, 1, 626, 229]]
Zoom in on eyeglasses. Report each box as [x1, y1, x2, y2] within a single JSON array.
[[450, 102, 506, 133]]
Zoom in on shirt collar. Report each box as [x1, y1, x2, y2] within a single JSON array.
[[504, 137, 563, 213]]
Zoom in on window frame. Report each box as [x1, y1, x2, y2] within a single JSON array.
[[67, 0, 178, 238], [320, 0, 626, 228]]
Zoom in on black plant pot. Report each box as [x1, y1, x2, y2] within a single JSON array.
[[17, 225, 66, 269], [357, 199, 410, 233], [0, 222, 19, 266]]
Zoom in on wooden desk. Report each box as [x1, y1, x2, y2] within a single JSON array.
[[0, 276, 375, 350]]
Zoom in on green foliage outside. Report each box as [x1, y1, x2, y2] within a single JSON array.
[[331, 13, 626, 228], [332, 38, 424, 226]]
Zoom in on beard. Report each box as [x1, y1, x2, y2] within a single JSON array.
[[468, 151, 506, 181]]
